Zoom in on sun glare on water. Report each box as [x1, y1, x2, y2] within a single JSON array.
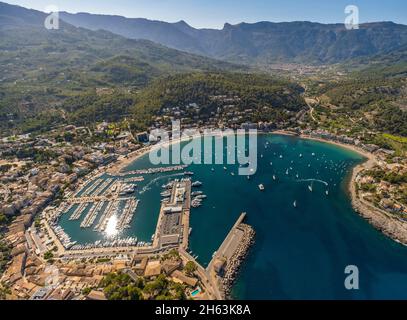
[[105, 215, 118, 237]]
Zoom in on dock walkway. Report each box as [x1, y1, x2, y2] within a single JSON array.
[[206, 212, 247, 272]]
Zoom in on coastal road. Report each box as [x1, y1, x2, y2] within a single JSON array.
[[305, 97, 318, 122], [179, 249, 223, 300]]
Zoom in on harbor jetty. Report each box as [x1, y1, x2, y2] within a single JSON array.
[[221, 223, 255, 297], [207, 212, 255, 299], [116, 165, 188, 176]]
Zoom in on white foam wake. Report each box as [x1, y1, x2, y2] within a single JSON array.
[[296, 178, 329, 186]]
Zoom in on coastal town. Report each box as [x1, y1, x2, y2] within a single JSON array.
[[0, 100, 406, 300], [0, 120, 259, 299], [2, 0, 407, 304]]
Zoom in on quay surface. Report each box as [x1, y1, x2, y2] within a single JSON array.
[[206, 212, 255, 299], [153, 179, 191, 250], [206, 212, 247, 272], [116, 165, 188, 176], [66, 195, 134, 204]]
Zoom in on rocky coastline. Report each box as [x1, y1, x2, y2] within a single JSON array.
[[350, 161, 407, 246]]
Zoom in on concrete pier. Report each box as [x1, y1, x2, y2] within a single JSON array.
[[207, 212, 247, 272], [153, 179, 191, 250], [206, 212, 255, 299]]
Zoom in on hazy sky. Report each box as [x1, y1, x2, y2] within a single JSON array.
[[4, 0, 407, 28]]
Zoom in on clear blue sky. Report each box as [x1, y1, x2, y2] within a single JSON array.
[[4, 0, 407, 28]]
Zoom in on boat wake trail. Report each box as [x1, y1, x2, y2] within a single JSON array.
[[139, 172, 185, 194], [296, 179, 329, 186]]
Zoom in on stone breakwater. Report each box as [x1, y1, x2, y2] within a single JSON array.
[[222, 223, 256, 298]]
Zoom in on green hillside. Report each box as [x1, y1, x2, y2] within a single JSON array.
[[0, 6, 245, 134]]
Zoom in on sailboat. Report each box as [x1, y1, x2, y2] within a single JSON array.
[[308, 182, 313, 192], [273, 175, 276, 181], [293, 200, 297, 208]]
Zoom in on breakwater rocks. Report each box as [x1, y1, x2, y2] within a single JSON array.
[[222, 223, 255, 298]]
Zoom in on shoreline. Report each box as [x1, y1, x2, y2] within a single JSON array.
[[291, 132, 407, 246], [109, 129, 407, 246], [107, 146, 151, 174], [349, 160, 407, 246]]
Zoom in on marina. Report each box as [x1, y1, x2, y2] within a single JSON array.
[[93, 200, 120, 232], [40, 134, 407, 300], [69, 203, 89, 221], [46, 166, 196, 254], [117, 199, 139, 230], [80, 201, 107, 228]]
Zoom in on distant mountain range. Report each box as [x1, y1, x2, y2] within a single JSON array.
[[2, 1, 407, 66], [58, 11, 407, 65], [0, 2, 239, 79]]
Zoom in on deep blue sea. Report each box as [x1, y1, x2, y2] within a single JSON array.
[[60, 134, 407, 299]]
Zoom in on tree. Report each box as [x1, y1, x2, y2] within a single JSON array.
[[0, 282, 11, 300], [34, 218, 41, 229], [170, 282, 186, 300], [184, 261, 198, 276], [101, 272, 144, 300], [126, 286, 143, 300], [162, 249, 180, 261], [82, 287, 92, 296], [0, 214, 8, 226], [44, 251, 54, 260]]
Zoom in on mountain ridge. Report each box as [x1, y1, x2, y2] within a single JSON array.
[[56, 9, 407, 65], [2, 2, 407, 65]]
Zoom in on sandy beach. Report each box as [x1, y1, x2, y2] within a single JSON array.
[[107, 146, 152, 174]]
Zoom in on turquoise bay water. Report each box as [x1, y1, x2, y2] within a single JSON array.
[[60, 134, 407, 299]]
